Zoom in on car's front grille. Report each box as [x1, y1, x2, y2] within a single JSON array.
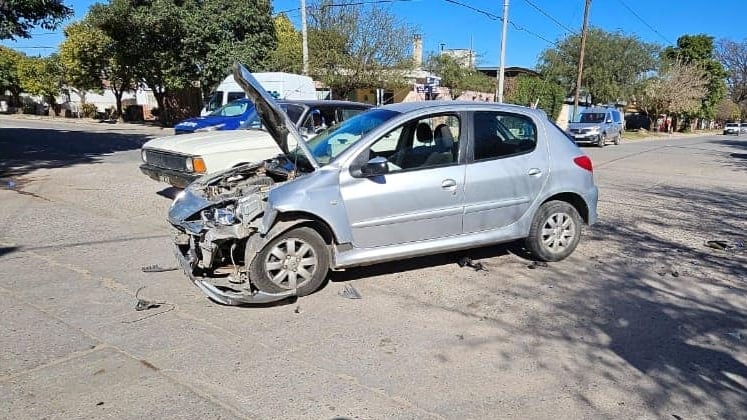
[[145, 150, 188, 171], [569, 128, 581, 134]]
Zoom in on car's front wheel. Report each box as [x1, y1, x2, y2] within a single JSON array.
[[525, 201, 582, 262], [249, 227, 329, 296], [597, 134, 606, 147]]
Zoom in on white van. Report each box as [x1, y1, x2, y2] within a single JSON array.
[[201, 72, 317, 115]]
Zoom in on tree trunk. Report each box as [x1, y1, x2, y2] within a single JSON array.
[[112, 86, 125, 123]]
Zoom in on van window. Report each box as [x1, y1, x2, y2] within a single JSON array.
[[226, 91, 245, 103], [579, 112, 605, 123], [205, 91, 223, 113]]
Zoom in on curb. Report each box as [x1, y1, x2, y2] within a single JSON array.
[[0, 113, 173, 133]]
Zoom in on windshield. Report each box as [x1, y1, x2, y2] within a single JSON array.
[[577, 112, 606, 123], [290, 108, 400, 166], [210, 99, 252, 117]]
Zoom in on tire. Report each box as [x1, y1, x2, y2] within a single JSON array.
[[249, 227, 329, 296], [525, 201, 582, 262], [613, 132, 621, 145], [597, 134, 606, 147]]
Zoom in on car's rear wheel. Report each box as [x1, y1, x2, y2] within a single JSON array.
[[525, 201, 582, 262], [249, 227, 329, 296]]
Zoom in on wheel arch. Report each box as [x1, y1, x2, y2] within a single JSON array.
[[541, 192, 589, 224]]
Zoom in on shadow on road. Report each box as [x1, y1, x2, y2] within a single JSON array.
[[0, 127, 153, 178]]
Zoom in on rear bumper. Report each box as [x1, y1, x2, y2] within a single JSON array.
[[140, 164, 199, 189]]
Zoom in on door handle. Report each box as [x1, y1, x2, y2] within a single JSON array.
[[527, 168, 542, 176], [441, 179, 457, 191]]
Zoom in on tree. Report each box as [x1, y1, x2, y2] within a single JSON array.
[[715, 97, 740, 122], [0, 0, 73, 39], [17, 54, 64, 115], [538, 28, 659, 104], [504, 75, 565, 121], [308, 0, 415, 98], [715, 38, 747, 115], [635, 60, 708, 129], [265, 14, 302, 74], [425, 53, 495, 98], [663, 34, 726, 120], [59, 21, 136, 119], [0, 46, 24, 106], [181, 0, 277, 100]]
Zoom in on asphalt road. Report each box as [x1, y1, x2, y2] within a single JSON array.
[[1, 116, 745, 419]]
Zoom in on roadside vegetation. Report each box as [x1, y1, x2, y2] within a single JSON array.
[[2, 1, 747, 129]]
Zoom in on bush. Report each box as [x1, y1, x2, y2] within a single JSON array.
[[81, 103, 97, 118]]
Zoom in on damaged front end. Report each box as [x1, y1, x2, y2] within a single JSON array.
[[168, 159, 302, 305]]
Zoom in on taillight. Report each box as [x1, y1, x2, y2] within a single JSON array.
[[573, 156, 593, 172]]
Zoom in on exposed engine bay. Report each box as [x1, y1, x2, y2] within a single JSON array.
[[168, 156, 313, 305]]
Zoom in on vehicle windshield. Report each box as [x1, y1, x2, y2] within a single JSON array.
[[577, 112, 606, 123], [290, 108, 400, 166], [209, 99, 252, 117]]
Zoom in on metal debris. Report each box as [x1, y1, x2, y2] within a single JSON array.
[[339, 284, 362, 299], [726, 331, 743, 340], [705, 240, 731, 251], [458, 256, 487, 271], [527, 261, 549, 269], [141, 264, 178, 273], [134, 286, 163, 311]]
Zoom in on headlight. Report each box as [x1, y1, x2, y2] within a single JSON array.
[[201, 207, 236, 225], [141, 149, 148, 163], [195, 124, 225, 132], [185, 156, 206, 173]]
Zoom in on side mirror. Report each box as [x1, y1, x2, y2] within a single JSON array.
[[360, 156, 389, 177], [606, 119, 613, 124]]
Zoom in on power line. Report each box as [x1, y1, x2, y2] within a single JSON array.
[[615, 0, 671, 44], [276, 0, 414, 15], [519, 0, 577, 35]]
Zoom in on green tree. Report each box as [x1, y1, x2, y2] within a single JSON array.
[[0, 46, 24, 106], [59, 21, 136, 119], [265, 13, 302, 74], [538, 28, 659, 104], [663, 34, 727, 120], [17, 54, 63, 115], [425, 53, 495, 98], [181, 0, 276, 100], [505, 75, 565, 121], [308, 0, 415, 98], [0, 0, 73, 39]]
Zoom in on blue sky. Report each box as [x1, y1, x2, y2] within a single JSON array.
[[4, 0, 747, 69]]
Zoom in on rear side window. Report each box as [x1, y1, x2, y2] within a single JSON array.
[[473, 111, 537, 160], [340, 107, 366, 121]]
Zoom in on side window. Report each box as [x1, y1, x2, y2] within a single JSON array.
[[205, 91, 223, 113], [226, 91, 246, 103], [473, 111, 537, 161], [340, 107, 366, 122], [366, 114, 460, 173]]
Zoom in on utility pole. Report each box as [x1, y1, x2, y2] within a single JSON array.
[[301, 0, 309, 75], [573, 0, 591, 119], [497, 0, 509, 102]]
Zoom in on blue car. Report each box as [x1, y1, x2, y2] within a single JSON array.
[[174, 98, 258, 134]]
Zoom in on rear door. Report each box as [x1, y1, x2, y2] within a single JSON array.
[[463, 110, 549, 233]]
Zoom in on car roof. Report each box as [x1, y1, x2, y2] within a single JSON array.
[[376, 100, 548, 118], [278, 99, 372, 108]]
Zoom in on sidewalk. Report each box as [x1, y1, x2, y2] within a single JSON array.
[[622, 129, 720, 142], [0, 113, 174, 135]]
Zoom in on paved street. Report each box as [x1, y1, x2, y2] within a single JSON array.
[[1, 116, 745, 419]]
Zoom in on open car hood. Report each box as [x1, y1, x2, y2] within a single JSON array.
[[233, 63, 319, 169]]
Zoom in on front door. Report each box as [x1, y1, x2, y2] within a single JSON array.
[[339, 113, 465, 248]]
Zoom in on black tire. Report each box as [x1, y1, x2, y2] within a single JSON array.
[[613, 132, 621, 145], [249, 227, 329, 296], [597, 134, 606, 147], [525, 201, 582, 262]]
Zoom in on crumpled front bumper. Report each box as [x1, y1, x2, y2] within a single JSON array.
[[173, 242, 296, 305]]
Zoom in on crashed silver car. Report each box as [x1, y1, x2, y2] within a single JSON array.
[[168, 63, 598, 305]]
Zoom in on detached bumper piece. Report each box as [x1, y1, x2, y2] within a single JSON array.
[[173, 243, 296, 305]]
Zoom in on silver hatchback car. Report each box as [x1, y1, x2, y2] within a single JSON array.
[[168, 63, 598, 305]]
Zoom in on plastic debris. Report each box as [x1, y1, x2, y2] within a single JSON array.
[[527, 261, 549, 269], [705, 240, 731, 250], [141, 264, 178, 273], [726, 331, 743, 340], [457, 256, 487, 271], [339, 284, 362, 299]]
